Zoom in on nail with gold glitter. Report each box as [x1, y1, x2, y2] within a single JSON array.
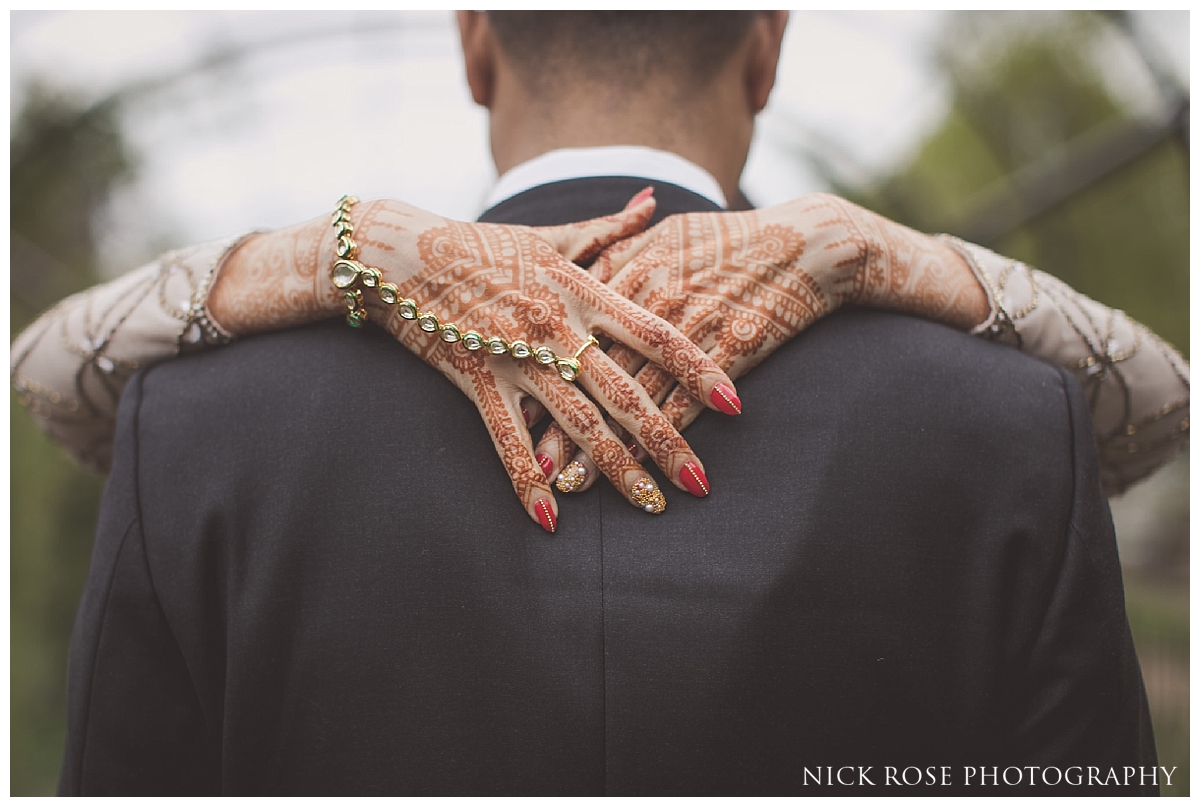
[[630, 477, 666, 514], [556, 460, 588, 493]]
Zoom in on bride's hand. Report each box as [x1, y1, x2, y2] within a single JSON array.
[[208, 195, 742, 531], [535, 192, 990, 493]]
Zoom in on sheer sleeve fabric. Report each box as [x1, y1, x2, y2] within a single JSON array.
[[941, 235, 1189, 495], [11, 233, 257, 473]]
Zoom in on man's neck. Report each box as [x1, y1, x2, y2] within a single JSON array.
[[487, 78, 753, 206]]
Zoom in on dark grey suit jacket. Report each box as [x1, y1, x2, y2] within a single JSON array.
[[60, 177, 1156, 795]]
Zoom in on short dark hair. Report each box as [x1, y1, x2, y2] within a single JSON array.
[[487, 11, 758, 93]]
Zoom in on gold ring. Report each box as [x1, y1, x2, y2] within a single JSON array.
[[573, 335, 600, 360], [554, 336, 598, 383]]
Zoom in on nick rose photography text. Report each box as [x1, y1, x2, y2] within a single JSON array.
[[802, 765, 1177, 787]]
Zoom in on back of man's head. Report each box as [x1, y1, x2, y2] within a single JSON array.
[[458, 11, 788, 205], [486, 11, 758, 96]]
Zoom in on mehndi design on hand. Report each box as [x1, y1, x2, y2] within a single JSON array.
[[530, 192, 1026, 493], [319, 196, 739, 530]]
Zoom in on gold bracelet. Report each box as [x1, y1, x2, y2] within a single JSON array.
[[329, 195, 597, 383]]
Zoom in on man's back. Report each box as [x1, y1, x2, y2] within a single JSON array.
[[60, 181, 1155, 795]]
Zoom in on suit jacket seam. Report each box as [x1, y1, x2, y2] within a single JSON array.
[[1009, 365, 1127, 760], [1005, 366, 1083, 747], [1057, 365, 1128, 710], [74, 367, 154, 792], [75, 514, 138, 793], [1055, 365, 1106, 577], [134, 364, 217, 741]]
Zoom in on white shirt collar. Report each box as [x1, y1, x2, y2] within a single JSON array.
[[484, 146, 728, 210]]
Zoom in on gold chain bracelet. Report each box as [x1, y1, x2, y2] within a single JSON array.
[[329, 195, 596, 383]]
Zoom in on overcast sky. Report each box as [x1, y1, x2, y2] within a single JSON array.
[[10, 10, 1189, 275]]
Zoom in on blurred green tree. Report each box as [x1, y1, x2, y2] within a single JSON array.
[[11, 82, 136, 796], [846, 10, 1189, 354]]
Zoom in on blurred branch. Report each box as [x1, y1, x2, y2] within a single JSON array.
[[759, 107, 930, 221], [11, 233, 81, 316], [955, 100, 1187, 246], [69, 16, 424, 122], [1101, 11, 1189, 112], [758, 107, 868, 189], [1103, 11, 1188, 164]]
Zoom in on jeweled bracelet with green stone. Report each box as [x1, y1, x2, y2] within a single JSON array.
[[328, 196, 585, 383]]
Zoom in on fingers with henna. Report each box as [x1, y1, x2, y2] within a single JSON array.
[[632, 327, 768, 428], [532, 418, 572, 484], [586, 292, 742, 416], [519, 396, 546, 430], [587, 224, 661, 284], [473, 386, 561, 534], [574, 348, 710, 497], [533, 348, 708, 496], [656, 383, 707, 434], [532, 417, 600, 491], [597, 343, 686, 427], [548, 412, 642, 496], [647, 345, 742, 434], [529, 190, 657, 266], [580, 206, 667, 282], [622, 354, 679, 405], [599, 340, 650, 383], [522, 364, 668, 514], [558, 417, 708, 499]]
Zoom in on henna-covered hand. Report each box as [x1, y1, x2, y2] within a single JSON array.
[[208, 194, 742, 531], [535, 192, 991, 492]]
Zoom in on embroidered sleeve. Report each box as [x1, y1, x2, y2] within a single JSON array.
[[11, 233, 258, 473], [940, 236, 1189, 495]]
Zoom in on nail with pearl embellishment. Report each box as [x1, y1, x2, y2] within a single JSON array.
[[630, 477, 666, 514], [555, 460, 588, 493]]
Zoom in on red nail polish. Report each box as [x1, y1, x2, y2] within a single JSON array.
[[535, 498, 556, 533], [625, 440, 639, 454], [710, 383, 742, 416], [521, 406, 530, 426], [624, 186, 655, 210], [679, 462, 710, 497], [536, 454, 554, 478]]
